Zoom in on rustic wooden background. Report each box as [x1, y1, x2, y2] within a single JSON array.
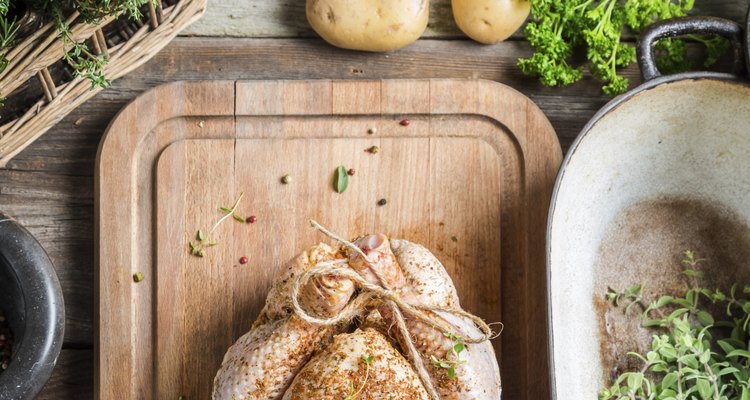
[[0, 0, 745, 398]]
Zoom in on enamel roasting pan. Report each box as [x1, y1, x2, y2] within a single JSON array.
[[547, 16, 750, 399]]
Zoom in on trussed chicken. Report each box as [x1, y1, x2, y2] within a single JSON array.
[[213, 234, 502, 400]]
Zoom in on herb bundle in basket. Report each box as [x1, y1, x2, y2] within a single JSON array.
[[0, 0, 206, 166]]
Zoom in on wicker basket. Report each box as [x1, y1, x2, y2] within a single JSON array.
[[0, 0, 207, 167]]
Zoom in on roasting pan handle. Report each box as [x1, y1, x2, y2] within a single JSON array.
[[637, 16, 745, 81]]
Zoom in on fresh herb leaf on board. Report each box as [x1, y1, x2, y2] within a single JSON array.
[[335, 166, 349, 194], [519, 0, 730, 96], [600, 251, 750, 400]]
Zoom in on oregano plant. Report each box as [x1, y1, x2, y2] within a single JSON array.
[[600, 251, 750, 400]]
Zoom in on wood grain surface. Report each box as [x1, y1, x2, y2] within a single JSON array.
[[95, 79, 560, 399], [183, 0, 747, 38], [1, 0, 746, 394]]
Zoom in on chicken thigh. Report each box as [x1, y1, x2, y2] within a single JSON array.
[[213, 244, 354, 400]]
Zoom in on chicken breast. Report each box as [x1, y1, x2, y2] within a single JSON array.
[[282, 328, 429, 400], [213, 246, 355, 400], [348, 235, 503, 400]]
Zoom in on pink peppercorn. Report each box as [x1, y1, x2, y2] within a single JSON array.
[[239, 256, 248, 265], [247, 215, 257, 223], [347, 168, 355, 176], [399, 119, 411, 126]]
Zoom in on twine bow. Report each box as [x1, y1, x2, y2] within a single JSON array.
[[290, 220, 502, 400]]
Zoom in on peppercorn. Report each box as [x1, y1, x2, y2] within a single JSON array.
[[281, 175, 292, 184], [377, 198, 387, 206], [367, 128, 377, 135], [133, 272, 145, 283], [400, 119, 411, 126], [239, 256, 249, 265], [347, 168, 355, 176], [247, 215, 257, 224], [368, 146, 380, 154]]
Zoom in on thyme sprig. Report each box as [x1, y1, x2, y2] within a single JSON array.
[[189, 193, 244, 258], [344, 354, 374, 400], [0, 1, 157, 112], [0, 2, 17, 76], [431, 332, 467, 380], [600, 251, 750, 400]]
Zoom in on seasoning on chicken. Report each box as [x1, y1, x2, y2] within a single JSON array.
[[282, 328, 430, 399], [253, 243, 345, 328], [348, 234, 502, 399], [213, 244, 354, 400]]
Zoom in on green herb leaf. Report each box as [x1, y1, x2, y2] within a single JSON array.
[[655, 295, 673, 308], [696, 310, 714, 326], [519, 0, 711, 96], [335, 166, 349, 194], [599, 250, 750, 400]]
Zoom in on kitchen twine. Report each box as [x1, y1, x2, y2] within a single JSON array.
[[290, 220, 503, 400]]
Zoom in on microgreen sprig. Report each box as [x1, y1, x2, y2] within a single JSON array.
[[431, 332, 467, 380], [345, 354, 374, 400], [189, 193, 245, 258]]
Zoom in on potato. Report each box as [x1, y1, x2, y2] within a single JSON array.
[[452, 0, 530, 44], [307, 0, 429, 52]]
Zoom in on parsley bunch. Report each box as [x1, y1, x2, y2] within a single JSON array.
[[600, 251, 750, 400], [519, 0, 730, 96]]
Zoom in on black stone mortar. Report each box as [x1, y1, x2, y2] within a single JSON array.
[[0, 213, 64, 399]]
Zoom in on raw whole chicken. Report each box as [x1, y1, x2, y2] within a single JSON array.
[[283, 328, 430, 399], [348, 234, 503, 399], [212, 244, 354, 399], [213, 233, 502, 400]]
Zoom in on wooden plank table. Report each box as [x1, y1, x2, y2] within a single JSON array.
[[0, 1, 745, 398]]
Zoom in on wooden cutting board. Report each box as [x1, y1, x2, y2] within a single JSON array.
[[95, 79, 562, 400]]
